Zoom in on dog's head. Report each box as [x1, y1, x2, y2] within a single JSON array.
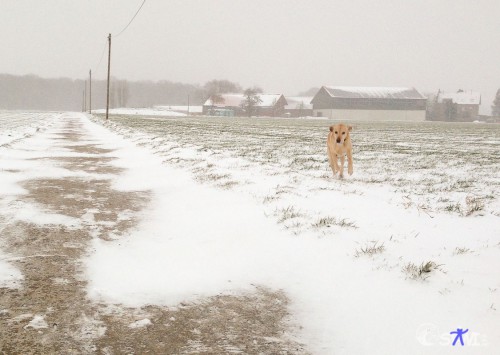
[[329, 124, 352, 145]]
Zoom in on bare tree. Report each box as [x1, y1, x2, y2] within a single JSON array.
[[114, 80, 129, 107], [204, 79, 241, 99], [209, 93, 225, 114], [424, 91, 437, 120], [297, 100, 305, 117], [492, 89, 500, 117], [241, 87, 262, 117], [445, 99, 457, 121]]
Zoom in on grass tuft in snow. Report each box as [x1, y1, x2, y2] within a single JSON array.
[[263, 195, 280, 204], [217, 181, 239, 190], [464, 195, 484, 216], [312, 216, 357, 229], [337, 218, 357, 229], [312, 216, 337, 228], [354, 242, 385, 257], [276, 206, 302, 224], [444, 203, 462, 214], [196, 173, 231, 183], [453, 247, 472, 255], [401, 261, 443, 281]]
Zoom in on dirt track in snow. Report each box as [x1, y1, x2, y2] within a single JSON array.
[[0, 115, 307, 354]]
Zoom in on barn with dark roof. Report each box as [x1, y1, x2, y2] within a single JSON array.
[[311, 86, 427, 121]]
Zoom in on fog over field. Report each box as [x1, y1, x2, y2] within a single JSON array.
[[1, 0, 499, 113], [1, 1, 499, 353]]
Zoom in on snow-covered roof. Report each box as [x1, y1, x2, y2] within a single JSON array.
[[437, 91, 481, 105], [323, 86, 425, 99], [258, 94, 286, 106], [204, 93, 285, 107], [284, 96, 313, 110]]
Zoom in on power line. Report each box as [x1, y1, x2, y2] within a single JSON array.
[[114, 0, 146, 38], [93, 39, 108, 73], [92, 0, 146, 72]]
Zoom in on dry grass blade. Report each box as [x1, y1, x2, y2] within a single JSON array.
[[354, 242, 385, 257], [402, 261, 444, 281]]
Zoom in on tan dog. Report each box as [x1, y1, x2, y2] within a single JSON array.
[[327, 123, 353, 178]]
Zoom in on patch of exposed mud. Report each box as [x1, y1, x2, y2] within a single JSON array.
[[0, 222, 100, 353], [22, 178, 148, 239], [95, 288, 307, 354]]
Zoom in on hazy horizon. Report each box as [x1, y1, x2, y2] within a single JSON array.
[[2, 0, 499, 113]]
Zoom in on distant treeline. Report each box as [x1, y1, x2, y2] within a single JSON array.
[[0, 74, 208, 111]]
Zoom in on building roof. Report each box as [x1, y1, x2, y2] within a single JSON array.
[[284, 96, 313, 110], [437, 91, 481, 105], [204, 93, 285, 107], [322, 86, 425, 100]]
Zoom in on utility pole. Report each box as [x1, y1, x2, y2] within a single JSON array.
[[89, 70, 92, 114], [84, 80, 87, 112], [106, 33, 111, 120], [82, 90, 85, 112], [187, 95, 190, 115]]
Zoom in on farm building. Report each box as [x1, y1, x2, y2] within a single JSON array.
[[429, 90, 481, 122], [202, 93, 287, 117], [284, 96, 313, 117], [311, 86, 427, 121]]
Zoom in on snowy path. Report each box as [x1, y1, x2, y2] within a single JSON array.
[[0, 113, 305, 353], [0, 114, 150, 352]]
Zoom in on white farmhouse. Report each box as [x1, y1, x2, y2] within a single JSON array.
[[311, 86, 427, 121]]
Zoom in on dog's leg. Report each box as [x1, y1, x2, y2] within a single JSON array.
[[331, 151, 342, 175], [327, 145, 338, 176], [347, 149, 353, 175], [339, 154, 345, 178]]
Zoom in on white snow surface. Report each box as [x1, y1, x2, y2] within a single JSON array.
[[92, 108, 186, 117], [0, 253, 23, 288], [1, 111, 498, 354], [24, 315, 49, 330], [0, 111, 60, 146], [128, 318, 152, 329], [154, 105, 203, 114]]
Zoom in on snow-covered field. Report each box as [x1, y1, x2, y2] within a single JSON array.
[[87, 115, 499, 354], [98, 115, 499, 218], [0, 110, 60, 146], [92, 107, 186, 117], [1, 111, 498, 353]]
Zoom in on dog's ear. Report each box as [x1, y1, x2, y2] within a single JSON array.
[[348, 125, 353, 131], [329, 126, 334, 132]]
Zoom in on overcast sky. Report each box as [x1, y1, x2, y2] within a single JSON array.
[[1, 0, 499, 113]]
